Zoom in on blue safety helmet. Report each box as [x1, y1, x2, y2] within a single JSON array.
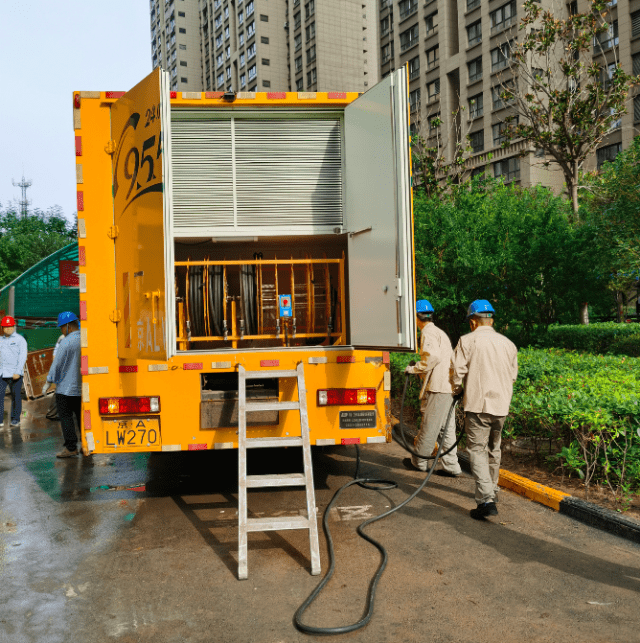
[[416, 300, 434, 314], [466, 300, 495, 319], [57, 311, 79, 327]]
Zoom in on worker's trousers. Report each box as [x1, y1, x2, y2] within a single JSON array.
[[56, 394, 81, 452], [0, 377, 23, 424], [465, 412, 506, 504], [411, 392, 461, 474]]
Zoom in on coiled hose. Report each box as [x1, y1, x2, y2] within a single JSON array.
[[294, 371, 464, 635]]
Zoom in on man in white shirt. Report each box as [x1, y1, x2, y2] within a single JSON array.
[[452, 300, 518, 520], [404, 300, 462, 476], [0, 315, 28, 427]]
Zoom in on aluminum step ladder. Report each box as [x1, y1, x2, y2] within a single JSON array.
[[237, 362, 321, 580]]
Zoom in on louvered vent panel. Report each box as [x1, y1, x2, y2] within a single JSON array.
[[171, 120, 234, 228], [234, 119, 343, 228]]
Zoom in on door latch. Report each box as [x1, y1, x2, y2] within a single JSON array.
[[108, 225, 119, 239]]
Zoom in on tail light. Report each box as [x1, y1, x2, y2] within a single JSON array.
[[317, 389, 376, 406], [98, 396, 160, 415]]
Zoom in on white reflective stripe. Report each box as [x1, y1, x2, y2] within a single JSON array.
[[211, 361, 232, 368], [366, 436, 386, 444], [308, 356, 328, 364], [82, 382, 90, 403], [79, 273, 87, 293], [298, 92, 317, 99], [383, 371, 391, 391], [182, 92, 202, 99], [80, 91, 100, 99], [73, 109, 81, 130], [214, 442, 235, 449], [162, 444, 181, 452], [87, 366, 108, 374], [236, 92, 256, 99], [81, 328, 88, 348], [315, 439, 336, 446], [85, 431, 95, 451], [76, 165, 84, 184], [148, 364, 169, 371]]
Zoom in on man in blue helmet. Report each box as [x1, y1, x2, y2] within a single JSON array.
[[452, 300, 518, 520], [403, 300, 462, 476], [43, 312, 82, 458]]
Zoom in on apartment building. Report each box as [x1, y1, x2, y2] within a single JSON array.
[[379, 0, 640, 190], [151, 0, 379, 94], [150, 0, 203, 92]]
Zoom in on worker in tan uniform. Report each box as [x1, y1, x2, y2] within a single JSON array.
[[452, 300, 518, 520], [403, 300, 462, 476]]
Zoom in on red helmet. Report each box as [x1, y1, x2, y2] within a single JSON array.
[[1, 316, 16, 327]]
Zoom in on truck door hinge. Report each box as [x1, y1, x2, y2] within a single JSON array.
[[395, 278, 402, 295], [108, 225, 119, 239], [104, 140, 116, 155], [110, 310, 122, 323]]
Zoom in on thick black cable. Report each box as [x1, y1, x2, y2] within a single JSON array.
[[293, 375, 459, 636]]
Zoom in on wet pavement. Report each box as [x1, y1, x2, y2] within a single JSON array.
[[2, 398, 640, 643]]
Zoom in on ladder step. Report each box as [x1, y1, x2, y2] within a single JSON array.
[[246, 515, 310, 532], [243, 370, 299, 379], [246, 473, 306, 488], [246, 436, 303, 448], [246, 401, 300, 412]]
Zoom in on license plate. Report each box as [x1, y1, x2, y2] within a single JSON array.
[[103, 418, 161, 449], [339, 410, 376, 429]]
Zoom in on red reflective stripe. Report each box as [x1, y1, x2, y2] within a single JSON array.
[[267, 92, 286, 99], [78, 246, 86, 266], [73, 94, 81, 109], [81, 356, 89, 375], [170, 91, 177, 99], [337, 356, 355, 363], [105, 91, 126, 99], [77, 191, 84, 211], [260, 360, 280, 367], [341, 438, 361, 445], [382, 352, 390, 364], [79, 301, 87, 321], [205, 92, 224, 98], [119, 365, 138, 373], [83, 410, 91, 430], [183, 362, 203, 370], [328, 92, 347, 99], [188, 443, 208, 451], [75, 136, 82, 156]]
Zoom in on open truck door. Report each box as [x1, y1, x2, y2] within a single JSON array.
[[344, 67, 416, 351], [111, 68, 172, 360]]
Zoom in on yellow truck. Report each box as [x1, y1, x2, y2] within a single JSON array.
[[73, 68, 415, 456]]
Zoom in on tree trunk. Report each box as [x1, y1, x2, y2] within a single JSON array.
[[568, 162, 579, 221], [580, 302, 589, 325], [616, 291, 623, 323]]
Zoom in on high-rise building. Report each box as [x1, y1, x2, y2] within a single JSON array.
[[150, 0, 379, 93], [379, 0, 640, 190]]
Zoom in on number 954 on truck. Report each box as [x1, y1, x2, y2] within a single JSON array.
[[72, 67, 415, 456]]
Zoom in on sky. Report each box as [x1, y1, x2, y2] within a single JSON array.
[[0, 2, 152, 221]]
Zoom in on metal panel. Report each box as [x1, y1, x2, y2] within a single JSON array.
[[344, 68, 416, 351]]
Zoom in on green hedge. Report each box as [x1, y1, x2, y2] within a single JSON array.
[[538, 323, 640, 355]]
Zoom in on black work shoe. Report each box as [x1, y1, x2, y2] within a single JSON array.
[[470, 502, 498, 520], [435, 469, 463, 478], [402, 458, 426, 472], [56, 447, 79, 458]]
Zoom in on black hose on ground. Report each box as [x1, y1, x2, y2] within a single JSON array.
[[293, 372, 461, 636]]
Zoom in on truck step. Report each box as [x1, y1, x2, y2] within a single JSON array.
[[246, 515, 310, 532], [246, 401, 300, 412], [246, 473, 306, 488], [244, 370, 299, 380], [246, 436, 303, 448]]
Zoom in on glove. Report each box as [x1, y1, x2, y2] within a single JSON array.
[[12, 374, 20, 380], [405, 365, 415, 375], [42, 382, 51, 395], [452, 386, 463, 402]]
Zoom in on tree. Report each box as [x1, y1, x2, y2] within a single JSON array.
[[0, 205, 76, 288], [497, 0, 639, 215]]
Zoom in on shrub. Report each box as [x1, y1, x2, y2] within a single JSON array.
[[536, 322, 640, 355]]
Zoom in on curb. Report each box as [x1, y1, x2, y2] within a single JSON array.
[[457, 452, 640, 544]]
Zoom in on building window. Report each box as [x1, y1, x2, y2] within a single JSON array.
[[239, 32, 244, 46], [240, 52, 246, 67], [215, 15, 222, 29], [180, 60, 187, 66], [246, 1, 254, 17], [400, 24, 419, 52], [296, 78, 304, 91], [381, 15, 391, 37], [467, 20, 482, 46], [226, 66, 231, 79], [426, 45, 439, 69], [399, 0, 418, 21], [468, 56, 482, 82], [596, 142, 621, 168], [179, 27, 186, 33], [178, 11, 185, 17], [307, 67, 317, 86], [490, 1, 516, 35], [427, 78, 440, 99], [306, 22, 315, 41], [491, 84, 514, 109], [241, 73, 246, 87], [634, 95, 640, 122], [247, 43, 256, 60], [217, 53, 224, 68], [181, 77, 188, 83], [249, 85, 257, 92], [295, 55, 302, 72], [425, 11, 437, 35], [216, 34, 223, 48], [179, 44, 186, 50], [295, 34, 302, 51], [381, 43, 392, 63], [247, 20, 255, 38], [469, 130, 484, 153], [494, 156, 520, 181], [238, 11, 244, 24], [492, 119, 517, 146], [248, 64, 257, 80], [260, 14, 268, 22], [568, 0, 578, 14], [428, 114, 440, 133], [226, 45, 231, 59], [467, 0, 481, 10], [263, 79, 271, 87], [490, 41, 512, 72], [217, 73, 224, 85], [224, 6, 229, 19], [409, 88, 421, 112], [469, 92, 483, 118], [262, 58, 270, 66], [632, 11, 640, 39], [409, 55, 420, 80], [261, 36, 269, 44], [594, 19, 618, 51], [225, 25, 230, 40], [307, 45, 316, 64], [294, 12, 301, 29], [608, 106, 621, 131], [305, 0, 315, 20]]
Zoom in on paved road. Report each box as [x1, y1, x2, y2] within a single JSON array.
[[2, 398, 640, 643]]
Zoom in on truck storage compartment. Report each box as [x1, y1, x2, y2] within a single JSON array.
[[174, 235, 348, 351]]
